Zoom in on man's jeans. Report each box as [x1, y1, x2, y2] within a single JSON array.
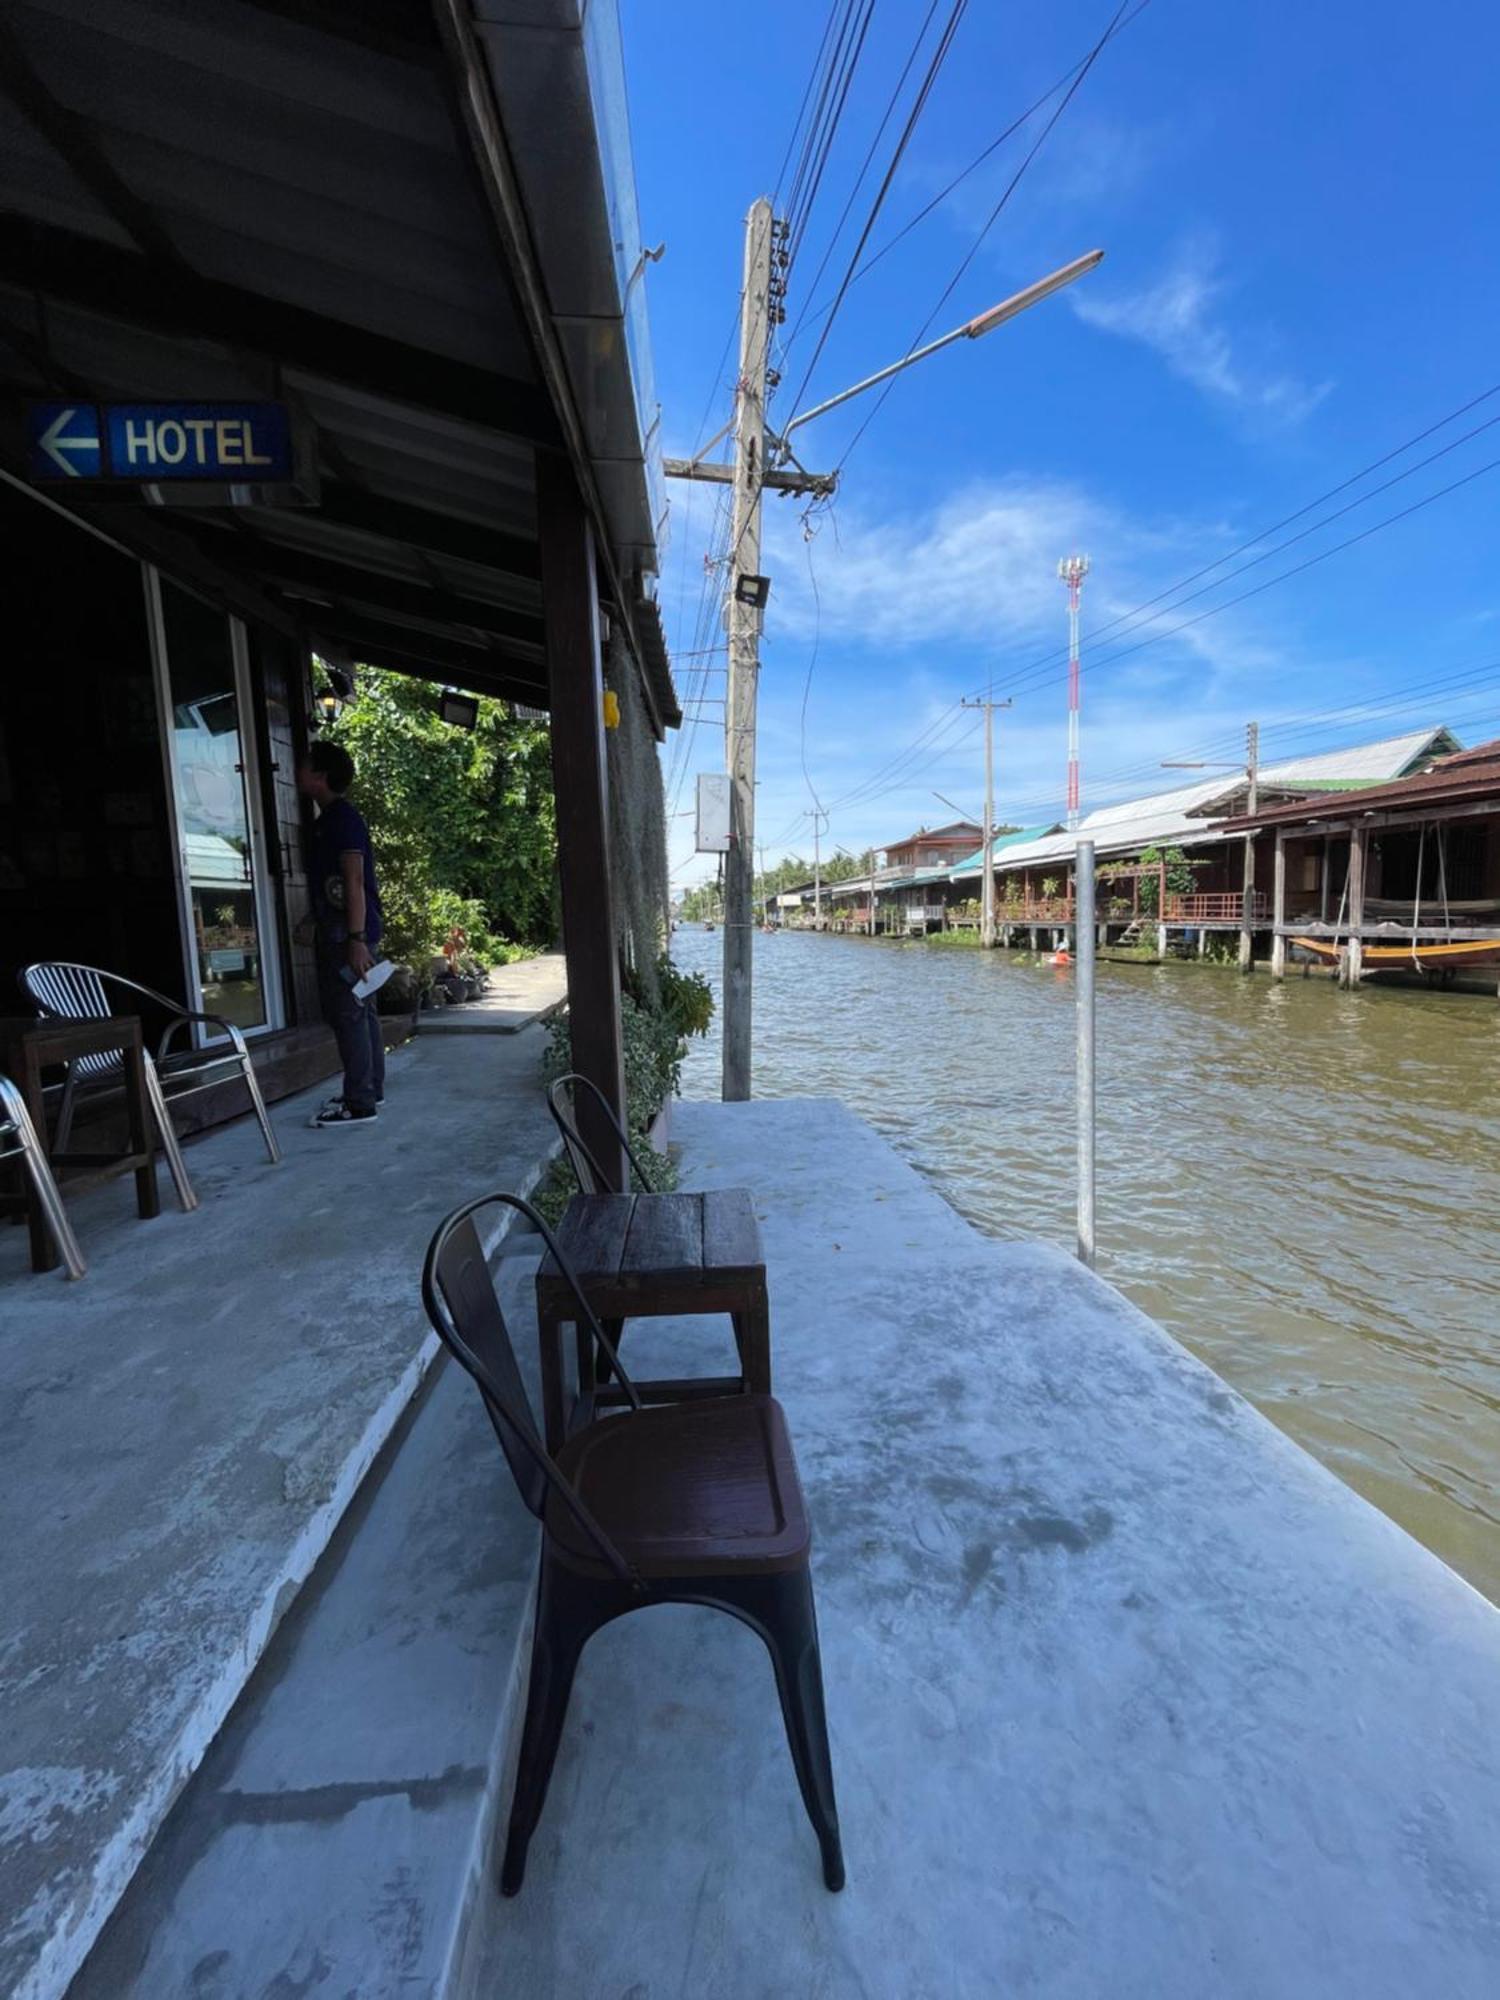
[[316, 946, 385, 1113]]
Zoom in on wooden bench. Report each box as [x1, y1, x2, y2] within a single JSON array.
[[534, 1188, 769, 1452]]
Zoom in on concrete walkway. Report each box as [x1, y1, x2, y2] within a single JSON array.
[[419, 951, 567, 1034], [0, 1030, 556, 2000], [468, 1099, 1500, 1998]]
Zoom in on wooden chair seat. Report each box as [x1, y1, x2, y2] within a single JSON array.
[[549, 1395, 810, 1577]]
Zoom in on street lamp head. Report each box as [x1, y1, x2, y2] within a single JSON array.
[[966, 250, 1104, 341]]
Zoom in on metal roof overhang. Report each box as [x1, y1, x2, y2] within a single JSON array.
[[0, 0, 678, 729]]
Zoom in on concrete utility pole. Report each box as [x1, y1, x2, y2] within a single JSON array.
[[811, 807, 828, 929], [719, 195, 775, 1100], [666, 241, 1102, 1095], [664, 202, 833, 1101], [961, 695, 1012, 947], [1239, 719, 1259, 973]]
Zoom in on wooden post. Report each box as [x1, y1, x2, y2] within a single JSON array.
[[1344, 823, 1367, 987], [538, 449, 627, 1189], [1238, 833, 1256, 973], [1319, 835, 1330, 923], [1271, 829, 1287, 979]]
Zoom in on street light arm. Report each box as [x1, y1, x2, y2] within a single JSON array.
[[779, 250, 1104, 445]]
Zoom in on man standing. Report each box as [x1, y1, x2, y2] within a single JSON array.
[[297, 740, 385, 1128]]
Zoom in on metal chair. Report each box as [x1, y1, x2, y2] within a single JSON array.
[[423, 1190, 844, 1898], [545, 1070, 652, 1195], [20, 962, 281, 1205], [0, 1071, 86, 1279]]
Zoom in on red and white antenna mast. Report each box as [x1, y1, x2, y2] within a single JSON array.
[[1058, 554, 1090, 830]]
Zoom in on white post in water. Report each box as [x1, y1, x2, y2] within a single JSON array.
[[1075, 838, 1097, 1267]]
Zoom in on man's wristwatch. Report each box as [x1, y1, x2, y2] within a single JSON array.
[[348, 930, 367, 943]]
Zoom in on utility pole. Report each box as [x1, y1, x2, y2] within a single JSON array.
[[665, 241, 1103, 1095], [961, 696, 1012, 947], [811, 807, 828, 929], [1239, 719, 1259, 974], [664, 201, 833, 1100], [717, 195, 775, 1099], [1058, 555, 1090, 832]]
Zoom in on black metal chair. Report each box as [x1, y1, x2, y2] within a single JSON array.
[[422, 1190, 844, 1897], [545, 1069, 653, 1195], [20, 961, 281, 1202], [0, 1071, 86, 1279]]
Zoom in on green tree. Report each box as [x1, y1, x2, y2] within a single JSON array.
[[327, 665, 556, 965], [1137, 845, 1200, 916]]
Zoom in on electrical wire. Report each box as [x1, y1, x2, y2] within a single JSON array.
[[778, 0, 946, 366], [783, 0, 971, 417], [788, 0, 1154, 354], [969, 382, 1500, 697], [834, 0, 1134, 476]]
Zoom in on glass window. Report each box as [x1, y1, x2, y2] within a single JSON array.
[[159, 582, 267, 1032]]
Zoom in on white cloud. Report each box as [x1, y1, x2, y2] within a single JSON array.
[[664, 474, 1301, 884], [1072, 252, 1331, 424]]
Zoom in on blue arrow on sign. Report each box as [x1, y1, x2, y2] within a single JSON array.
[[28, 403, 104, 479]]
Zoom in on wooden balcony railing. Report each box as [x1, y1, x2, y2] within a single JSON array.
[[1164, 892, 1268, 922]]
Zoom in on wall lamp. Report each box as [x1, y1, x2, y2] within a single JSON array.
[[735, 573, 770, 609], [438, 688, 479, 730]]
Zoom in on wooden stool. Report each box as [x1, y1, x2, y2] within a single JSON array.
[[534, 1188, 770, 1452]]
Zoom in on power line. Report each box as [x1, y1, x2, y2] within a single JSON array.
[[783, 0, 971, 418], [784, 0, 1154, 361], [835, 0, 1135, 475], [777, 0, 945, 366], [973, 382, 1500, 697]]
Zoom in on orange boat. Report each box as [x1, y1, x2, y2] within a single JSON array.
[[1293, 936, 1500, 971]]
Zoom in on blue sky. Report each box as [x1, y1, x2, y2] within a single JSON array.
[[621, 0, 1500, 889]]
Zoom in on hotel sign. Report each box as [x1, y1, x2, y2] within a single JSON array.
[[27, 400, 294, 482]]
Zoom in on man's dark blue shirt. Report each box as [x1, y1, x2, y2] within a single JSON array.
[[312, 797, 383, 947]]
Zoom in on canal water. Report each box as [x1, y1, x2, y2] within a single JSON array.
[[671, 925, 1500, 1605]]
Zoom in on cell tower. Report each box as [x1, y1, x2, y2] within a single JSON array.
[[1058, 554, 1090, 831]]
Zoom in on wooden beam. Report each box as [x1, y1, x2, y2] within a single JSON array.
[[168, 528, 545, 647], [0, 217, 562, 446], [537, 448, 627, 1190], [235, 0, 443, 64], [0, 19, 183, 267], [303, 611, 540, 686], [1345, 825, 1367, 986], [308, 483, 541, 580]]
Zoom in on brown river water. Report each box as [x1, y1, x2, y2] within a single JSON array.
[[671, 925, 1500, 1605]]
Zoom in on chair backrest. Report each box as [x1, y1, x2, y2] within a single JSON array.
[[21, 962, 122, 1080], [421, 1190, 641, 1583], [21, 961, 183, 1081], [546, 1071, 653, 1196]]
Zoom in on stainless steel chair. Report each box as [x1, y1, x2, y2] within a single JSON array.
[[0, 1071, 86, 1279], [19, 962, 281, 1205]]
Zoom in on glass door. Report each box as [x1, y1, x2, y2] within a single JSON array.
[[150, 573, 282, 1036]]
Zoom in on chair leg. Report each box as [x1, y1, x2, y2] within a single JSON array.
[[241, 1053, 281, 1165], [501, 1557, 608, 1896], [143, 1061, 199, 1213], [54, 1068, 78, 1153], [13, 1112, 86, 1279], [727, 1568, 845, 1891]]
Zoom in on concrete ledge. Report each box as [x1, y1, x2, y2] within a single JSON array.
[[467, 1098, 1500, 1998], [0, 1032, 556, 2000], [419, 953, 567, 1036], [68, 1359, 538, 1999]]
